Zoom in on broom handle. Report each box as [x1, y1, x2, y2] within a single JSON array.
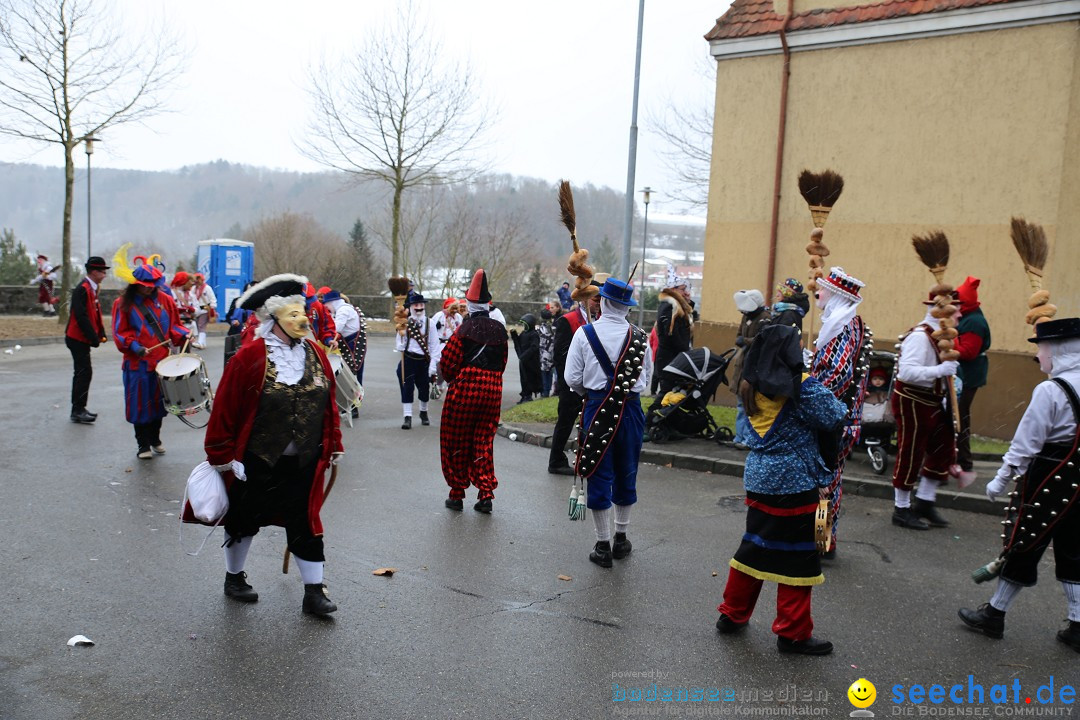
[[948, 376, 961, 434]]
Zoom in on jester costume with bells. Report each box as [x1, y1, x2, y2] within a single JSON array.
[[188, 274, 343, 616], [111, 264, 189, 459], [809, 267, 871, 555], [564, 277, 653, 568], [959, 318, 1080, 652], [439, 270, 508, 513]]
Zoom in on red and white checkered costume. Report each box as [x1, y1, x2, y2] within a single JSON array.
[[438, 314, 508, 500]]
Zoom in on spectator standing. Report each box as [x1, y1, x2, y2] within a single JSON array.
[[538, 307, 557, 397], [556, 281, 573, 310], [652, 266, 697, 395], [729, 290, 770, 448], [510, 313, 542, 403]]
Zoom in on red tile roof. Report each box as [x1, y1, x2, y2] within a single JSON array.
[[705, 0, 1021, 40]]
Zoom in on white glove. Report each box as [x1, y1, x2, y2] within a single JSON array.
[[936, 360, 959, 378], [331, 452, 344, 466], [985, 470, 1012, 501]]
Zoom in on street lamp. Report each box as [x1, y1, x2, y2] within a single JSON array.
[[637, 186, 652, 326], [84, 133, 98, 260]]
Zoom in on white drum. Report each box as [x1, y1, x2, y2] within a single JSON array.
[[330, 354, 362, 416], [157, 353, 213, 420]]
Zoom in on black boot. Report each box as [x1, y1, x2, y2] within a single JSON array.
[[1058, 621, 1080, 653], [958, 603, 1005, 639], [444, 497, 463, 511], [70, 409, 96, 424], [303, 583, 338, 615], [892, 506, 930, 530], [401, 416, 412, 430], [777, 636, 834, 655], [224, 571, 258, 603], [419, 411, 430, 426], [589, 541, 613, 568], [612, 532, 632, 559], [473, 498, 493, 513], [913, 498, 950, 527], [715, 613, 748, 634]]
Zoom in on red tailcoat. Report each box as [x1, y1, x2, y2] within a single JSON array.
[[187, 337, 344, 533]]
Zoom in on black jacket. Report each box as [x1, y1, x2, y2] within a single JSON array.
[[511, 328, 543, 396]]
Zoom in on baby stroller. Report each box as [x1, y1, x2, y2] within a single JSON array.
[[646, 348, 735, 444], [859, 350, 898, 474]]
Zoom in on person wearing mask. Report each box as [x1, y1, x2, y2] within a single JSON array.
[[729, 289, 769, 449], [395, 291, 441, 429]]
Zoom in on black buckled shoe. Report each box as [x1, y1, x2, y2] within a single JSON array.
[[224, 571, 258, 603], [474, 498, 492, 514], [715, 613, 748, 634], [589, 541, 613, 568], [1057, 621, 1080, 653], [70, 409, 96, 424], [419, 411, 430, 426], [444, 497, 463, 511], [612, 532, 632, 559], [302, 583, 338, 615], [777, 635, 833, 655], [548, 466, 576, 476], [913, 498, 950, 528], [401, 416, 412, 430], [892, 506, 930, 530], [958, 603, 1005, 639]]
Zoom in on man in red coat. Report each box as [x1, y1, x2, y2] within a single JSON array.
[[65, 256, 110, 424], [197, 274, 344, 616]]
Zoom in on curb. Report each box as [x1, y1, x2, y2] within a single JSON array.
[[496, 423, 1004, 517]]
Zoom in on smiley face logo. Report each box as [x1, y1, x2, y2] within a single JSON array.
[[848, 678, 876, 709]]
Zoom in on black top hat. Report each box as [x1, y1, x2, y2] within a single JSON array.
[[85, 256, 110, 271], [1028, 317, 1080, 343]]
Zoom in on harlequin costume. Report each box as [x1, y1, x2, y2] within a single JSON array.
[[564, 277, 653, 568], [111, 264, 189, 458], [438, 270, 508, 513], [303, 283, 337, 347], [187, 273, 344, 616], [889, 290, 961, 530], [809, 267, 871, 554], [323, 290, 367, 386], [959, 318, 1080, 652], [716, 324, 847, 656], [395, 291, 441, 429], [65, 256, 110, 424]]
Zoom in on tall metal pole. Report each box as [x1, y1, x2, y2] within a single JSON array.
[[637, 187, 651, 326], [620, 0, 645, 281], [84, 133, 96, 260]]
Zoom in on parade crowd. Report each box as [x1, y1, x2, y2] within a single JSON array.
[[53, 204, 1079, 657]]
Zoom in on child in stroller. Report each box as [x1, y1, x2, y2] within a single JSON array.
[[645, 348, 735, 443], [860, 351, 897, 474]]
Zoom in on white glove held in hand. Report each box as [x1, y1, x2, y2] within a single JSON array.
[[936, 360, 959, 378], [985, 473, 1010, 501]]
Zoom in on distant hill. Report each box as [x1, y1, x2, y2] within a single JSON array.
[[0, 160, 702, 269]]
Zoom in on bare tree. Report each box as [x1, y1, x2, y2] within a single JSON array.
[[647, 55, 715, 210], [0, 0, 184, 322], [301, 1, 491, 277], [247, 212, 354, 290]]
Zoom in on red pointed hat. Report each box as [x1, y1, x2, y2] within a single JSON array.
[[465, 269, 491, 304]]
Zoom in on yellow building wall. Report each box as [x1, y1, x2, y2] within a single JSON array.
[[704, 23, 1078, 355]]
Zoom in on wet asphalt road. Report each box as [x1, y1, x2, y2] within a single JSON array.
[[0, 335, 1075, 720]]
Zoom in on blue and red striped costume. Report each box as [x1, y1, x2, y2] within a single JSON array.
[[112, 292, 188, 424], [810, 316, 868, 548]]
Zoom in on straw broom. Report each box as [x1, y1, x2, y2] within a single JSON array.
[[560, 180, 598, 303], [388, 276, 411, 336], [1010, 217, 1055, 328], [912, 231, 961, 433], [798, 169, 844, 343]]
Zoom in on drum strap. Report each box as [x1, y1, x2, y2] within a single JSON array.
[[135, 300, 167, 344]]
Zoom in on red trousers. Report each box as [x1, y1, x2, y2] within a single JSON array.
[[891, 382, 955, 489], [717, 566, 814, 641], [439, 367, 502, 500]]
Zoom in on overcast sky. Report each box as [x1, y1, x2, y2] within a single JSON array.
[[1, 0, 726, 217]]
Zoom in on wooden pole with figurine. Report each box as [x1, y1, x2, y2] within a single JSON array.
[[911, 231, 962, 433], [797, 169, 844, 346]]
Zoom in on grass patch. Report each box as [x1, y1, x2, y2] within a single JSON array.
[[971, 435, 1009, 456], [502, 394, 739, 429]]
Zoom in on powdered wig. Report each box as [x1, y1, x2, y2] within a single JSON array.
[[261, 294, 307, 321]]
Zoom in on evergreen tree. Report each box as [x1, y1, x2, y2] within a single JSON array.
[[347, 218, 383, 295], [0, 228, 36, 285], [522, 263, 548, 302], [593, 235, 618, 275]]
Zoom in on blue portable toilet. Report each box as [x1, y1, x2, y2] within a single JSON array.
[[196, 239, 255, 317]]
